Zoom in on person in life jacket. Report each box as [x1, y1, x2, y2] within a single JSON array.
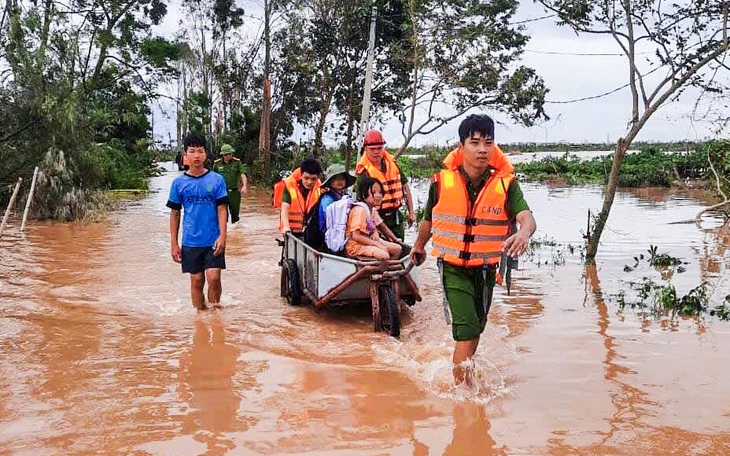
[[302, 163, 356, 250], [272, 170, 292, 209], [410, 114, 537, 387], [278, 158, 323, 235], [355, 129, 415, 240]]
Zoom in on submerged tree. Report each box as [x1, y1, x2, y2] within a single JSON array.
[[537, 0, 730, 260]]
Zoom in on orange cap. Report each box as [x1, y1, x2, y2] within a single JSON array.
[[363, 129, 385, 146]]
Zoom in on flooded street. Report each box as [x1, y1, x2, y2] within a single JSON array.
[[1, 164, 729, 455]]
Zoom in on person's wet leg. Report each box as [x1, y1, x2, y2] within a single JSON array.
[[453, 337, 479, 386], [206, 268, 222, 307], [190, 273, 206, 310]]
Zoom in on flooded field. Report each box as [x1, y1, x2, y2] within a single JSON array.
[[1, 164, 729, 455]]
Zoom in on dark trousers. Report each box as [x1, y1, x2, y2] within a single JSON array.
[[227, 188, 241, 223]]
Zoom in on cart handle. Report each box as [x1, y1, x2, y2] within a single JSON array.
[[371, 262, 415, 281]]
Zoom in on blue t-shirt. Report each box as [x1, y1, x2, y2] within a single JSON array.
[[166, 170, 228, 247], [318, 191, 344, 232]]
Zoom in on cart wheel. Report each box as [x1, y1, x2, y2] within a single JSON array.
[[281, 259, 302, 306], [379, 285, 400, 338]]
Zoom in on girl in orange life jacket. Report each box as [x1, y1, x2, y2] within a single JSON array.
[[279, 158, 322, 234], [345, 178, 403, 260]]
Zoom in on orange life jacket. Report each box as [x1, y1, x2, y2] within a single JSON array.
[[278, 168, 322, 233], [431, 145, 514, 268], [355, 150, 404, 212], [273, 168, 301, 208], [272, 180, 286, 208]]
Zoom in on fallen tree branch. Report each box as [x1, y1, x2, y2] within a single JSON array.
[[694, 150, 729, 223], [670, 150, 730, 225]]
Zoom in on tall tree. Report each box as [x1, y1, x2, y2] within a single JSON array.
[[537, 0, 730, 260], [272, 0, 410, 159], [1, 0, 178, 217], [387, 0, 548, 155]]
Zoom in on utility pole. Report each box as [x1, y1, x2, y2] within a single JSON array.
[[259, 0, 272, 179], [356, 5, 377, 162]]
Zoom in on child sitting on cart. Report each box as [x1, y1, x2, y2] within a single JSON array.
[[345, 177, 403, 260]]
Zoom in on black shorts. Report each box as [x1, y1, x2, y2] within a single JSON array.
[[181, 246, 226, 274]]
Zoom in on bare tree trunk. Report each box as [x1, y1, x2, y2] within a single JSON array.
[[586, 123, 641, 260], [585, 139, 627, 261]]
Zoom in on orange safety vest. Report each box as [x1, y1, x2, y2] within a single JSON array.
[[278, 168, 322, 233], [431, 145, 515, 268], [272, 180, 286, 208], [355, 150, 404, 212]]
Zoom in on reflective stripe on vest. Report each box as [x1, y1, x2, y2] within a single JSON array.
[[431, 169, 513, 267], [278, 175, 321, 233], [355, 150, 404, 211]]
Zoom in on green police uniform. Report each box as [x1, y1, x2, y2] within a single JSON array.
[[213, 157, 247, 223], [423, 166, 530, 340]]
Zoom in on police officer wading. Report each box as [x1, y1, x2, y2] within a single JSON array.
[[410, 114, 537, 387], [213, 144, 248, 224]]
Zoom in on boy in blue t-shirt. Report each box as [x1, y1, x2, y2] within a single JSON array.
[[167, 134, 229, 310]]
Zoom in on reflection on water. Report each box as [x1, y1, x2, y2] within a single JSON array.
[[443, 402, 505, 456], [179, 316, 241, 453], [1, 166, 729, 454]]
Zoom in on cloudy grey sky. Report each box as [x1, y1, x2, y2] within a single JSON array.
[[151, 1, 726, 147]]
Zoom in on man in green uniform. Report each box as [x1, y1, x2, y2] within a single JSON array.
[[411, 114, 536, 386], [213, 144, 248, 224]]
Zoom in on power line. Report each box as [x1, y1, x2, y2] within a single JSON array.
[[546, 83, 629, 104], [525, 49, 651, 57], [510, 14, 557, 25], [545, 63, 665, 104]]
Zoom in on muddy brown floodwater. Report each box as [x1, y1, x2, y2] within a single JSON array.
[[1, 164, 729, 455]]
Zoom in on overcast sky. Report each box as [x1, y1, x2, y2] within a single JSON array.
[[151, 1, 727, 147]]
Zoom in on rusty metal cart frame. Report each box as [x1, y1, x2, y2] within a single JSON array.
[[278, 233, 421, 337]]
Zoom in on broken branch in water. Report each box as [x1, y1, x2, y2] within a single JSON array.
[[671, 150, 730, 225]]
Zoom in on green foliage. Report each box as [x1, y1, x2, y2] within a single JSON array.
[[618, 279, 710, 318], [710, 296, 730, 320], [0, 0, 172, 219], [646, 245, 683, 268], [513, 141, 730, 190], [396, 148, 444, 179], [615, 245, 726, 321], [140, 37, 182, 75]]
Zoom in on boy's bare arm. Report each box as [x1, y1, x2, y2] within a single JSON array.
[[213, 204, 227, 256], [170, 209, 182, 263]]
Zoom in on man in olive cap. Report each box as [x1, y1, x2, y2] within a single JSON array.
[[213, 144, 248, 223]]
